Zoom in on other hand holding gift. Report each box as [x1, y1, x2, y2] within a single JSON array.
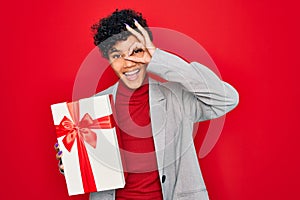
[[54, 142, 64, 175]]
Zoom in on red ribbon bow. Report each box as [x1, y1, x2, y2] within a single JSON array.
[[55, 101, 115, 193]]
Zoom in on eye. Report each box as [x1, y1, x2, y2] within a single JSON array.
[[111, 54, 121, 59], [132, 48, 144, 57], [133, 48, 144, 54]]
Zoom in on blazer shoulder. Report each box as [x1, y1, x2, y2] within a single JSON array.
[[95, 83, 118, 97], [157, 81, 185, 95]]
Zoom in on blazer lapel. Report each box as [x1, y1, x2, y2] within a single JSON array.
[[149, 78, 166, 174]]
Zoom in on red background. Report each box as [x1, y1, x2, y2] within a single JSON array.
[[1, 0, 300, 199]]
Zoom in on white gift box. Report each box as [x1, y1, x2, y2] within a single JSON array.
[[51, 95, 125, 196]]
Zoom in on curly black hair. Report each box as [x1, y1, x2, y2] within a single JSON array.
[[91, 9, 153, 59]]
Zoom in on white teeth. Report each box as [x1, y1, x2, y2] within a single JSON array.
[[124, 69, 139, 76]]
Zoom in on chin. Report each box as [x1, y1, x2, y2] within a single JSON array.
[[126, 83, 143, 90], [122, 79, 143, 90]]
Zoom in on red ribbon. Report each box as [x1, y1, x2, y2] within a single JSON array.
[[55, 101, 115, 193]]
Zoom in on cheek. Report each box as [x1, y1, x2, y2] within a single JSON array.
[[140, 64, 147, 73], [110, 62, 123, 74]]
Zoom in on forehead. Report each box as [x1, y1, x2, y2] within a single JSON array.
[[109, 35, 138, 53]]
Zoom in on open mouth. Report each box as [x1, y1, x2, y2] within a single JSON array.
[[124, 69, 140, 81]]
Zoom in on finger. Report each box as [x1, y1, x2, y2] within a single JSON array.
[[59, 168, 64, 175], [56, 150, 63, 160], [54, 142, 60, 151], [59, 158, 63, 165], [124, 23, 145, 44], [133, 19, 151, 43], [133, 20, 156, 56], [59, 163, 64, 171], [58, 162, 64, 175], [127, 42, 145, 57], [124, 54, 150, 64], [124, 56, 145, 63]]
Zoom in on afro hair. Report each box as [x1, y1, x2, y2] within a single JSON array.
[[91, 9, 153, 59]]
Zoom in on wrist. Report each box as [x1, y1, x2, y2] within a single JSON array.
[[148, 46, 157, 57]]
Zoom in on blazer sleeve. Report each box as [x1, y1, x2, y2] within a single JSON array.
[[147, 48, 239, 122], [90, 190, 114, 200]]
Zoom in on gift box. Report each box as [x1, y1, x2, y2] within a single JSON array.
[[51, 94, 125, 196]]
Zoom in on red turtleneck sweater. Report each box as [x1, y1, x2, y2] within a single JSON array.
[[115, 77, 163, 200]]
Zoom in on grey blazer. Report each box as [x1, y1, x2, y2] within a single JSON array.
[[90, 49, 239, 200]]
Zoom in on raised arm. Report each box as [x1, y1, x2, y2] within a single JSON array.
[[125, 20, 239, 122], [147, 49, 239, 122]]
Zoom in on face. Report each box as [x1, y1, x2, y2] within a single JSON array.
[[108, 35, 147, 90]]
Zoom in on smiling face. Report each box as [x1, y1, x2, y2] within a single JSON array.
[[108, 35, 147, 90]]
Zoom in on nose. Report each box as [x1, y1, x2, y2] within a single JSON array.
[[123, 58, 136, 68]]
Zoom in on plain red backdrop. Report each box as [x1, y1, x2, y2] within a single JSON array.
[[1, 0, 300, 199]]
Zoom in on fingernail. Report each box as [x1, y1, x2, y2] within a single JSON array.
[[54, 143, 59, 148], [133, 18, 138, 23], [124, 23, 129, 28], [58, 150, 62, 156]]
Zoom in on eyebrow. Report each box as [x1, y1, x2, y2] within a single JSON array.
[[108, 48, 121, 54]]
